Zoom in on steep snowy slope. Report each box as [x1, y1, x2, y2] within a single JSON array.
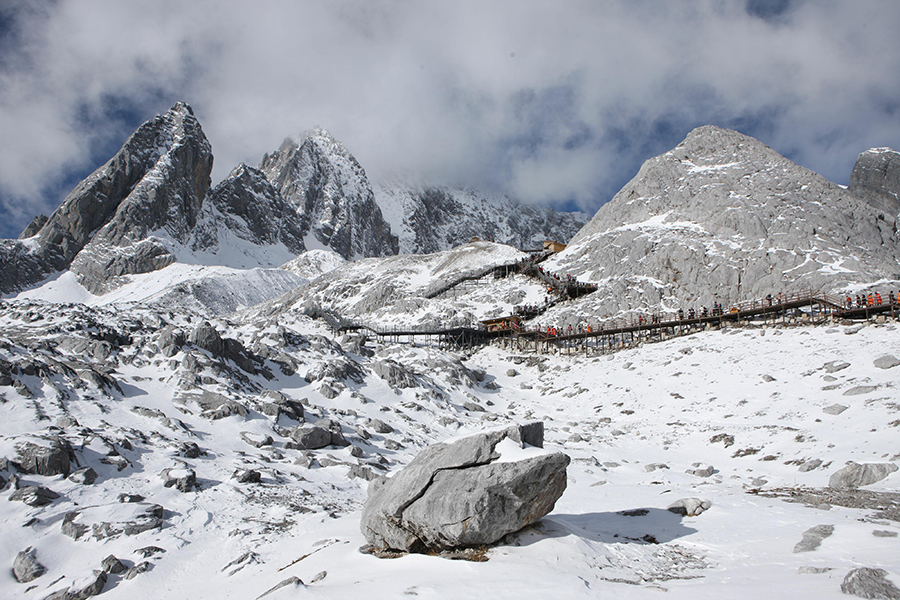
[[542, 126, 900, 321]]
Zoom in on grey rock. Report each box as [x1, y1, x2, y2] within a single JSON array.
[[240, 431, 273, 448], [874, 355, 900, 370], [644, 463, 669, 472], [55, 415, 80, 429], [667, 498, 711, 517], [823, 404, 850, 415], [762, 374, 776, 382], [360, 422, 569, 552], [14, 436, 73, 477], [160, 467, 197, 492], [101, 554, 127, 574], [798, 566, 833, 574], [19, 214, 48, 238], [368, 419, 393, 434], [506, 369, 518, 377], [189, 321, 225, 356], [45, 569, 107, 600], [793, 524, 834, 552], [175, 390, 247, 420], [841, 567, 900, 599], [68, 466, 99, 485], [829, 462, 898, 489], [232, 468, 261, 484], [135, 546, 166, 558], [124, 561, 152, 580], [799, 459, 823, 472], [825, 361, 852, 373], [845, 325, 865, 335], [13, 547, 46, 583], [686, 465, 715, 477], [348, 464, 377, 481], [61, 503, 164, 541], [371, 359, 417, 389], [873, 530, 899, 538], [290, 425, 332, 450], [463, 400, 486, 412], [260, 129, 398, 260], [258, 576, 305, 598], [844, 386, 878, 396], [849, 147, 900, 216], [9, 485, 59, 507]]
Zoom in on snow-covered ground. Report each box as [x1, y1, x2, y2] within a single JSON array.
[[1, 294, 898, 599]]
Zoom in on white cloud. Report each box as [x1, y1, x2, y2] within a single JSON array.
[[1, 0, 898, 236]]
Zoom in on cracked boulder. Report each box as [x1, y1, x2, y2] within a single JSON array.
[[360, 422, 568, 552], [13, 436, 74, 477], [829, 462, 898, 489]]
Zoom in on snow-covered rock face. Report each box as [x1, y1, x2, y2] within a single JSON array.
[[260, 129, 399, 260], [849, 147, 900, 217], [374, 183, 587, 254], [545, 125, 900, 319]]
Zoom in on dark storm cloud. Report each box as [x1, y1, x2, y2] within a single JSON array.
[[1, 0, 898, 239]]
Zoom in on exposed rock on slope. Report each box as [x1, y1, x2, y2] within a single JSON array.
[[544, 125, 900, 318], [849, 147, 900, 217], [260, 129, 398, 260], [375, 183, 587, 254]]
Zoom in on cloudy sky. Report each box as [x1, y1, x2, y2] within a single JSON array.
[[1, 0, 898, 239]]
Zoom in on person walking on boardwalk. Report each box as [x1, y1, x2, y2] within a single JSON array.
[[876, 292, 882, 305], [767, 294, 773, 306], [868, 293, 874, 307], [846, 296, 852, 309]]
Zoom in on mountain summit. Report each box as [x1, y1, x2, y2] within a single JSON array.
[[544, 125, 900, 317]]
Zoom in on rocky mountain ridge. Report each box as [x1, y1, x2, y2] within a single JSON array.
[[540, 125, 900, 321]]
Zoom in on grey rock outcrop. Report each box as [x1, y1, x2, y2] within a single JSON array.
[[160, 467, 197, 492], [68, 466, 98, 485], [874, 355, 900, 370], [829, 462, 898, 489], [841, 567, 900, 599], [289, 425, 333, 450], [793, 524, 834, 552], [544, 126, 900, 319], [45, 569, 107, 600], [13, 547, 47, 583], [9, 485, 60, 506], [849, 147, 900, 217], [360, 422, 569, 552], [14, 436, 74, 477], [260, 129, 398, 259], [101, 555, 127, 575]]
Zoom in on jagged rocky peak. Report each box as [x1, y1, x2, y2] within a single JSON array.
[[205, 162, 306, 255], [259, 128, 398, 260], [849, 147, 900, 216], [547, 125, 900, 318], [374, 182, 587, 255], [0, 102, 213, 295]]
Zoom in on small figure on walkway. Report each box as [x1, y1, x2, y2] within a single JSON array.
[[688, 307, 695, 319], [701, 306, 708, 317], [876, 292, 882, 305], [766, 294, 773, 306], [868, 293, 874, 307], [846, 296, 852, 309], [677, 308, 684, 321]]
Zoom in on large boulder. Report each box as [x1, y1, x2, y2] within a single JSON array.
[[14, 436, 74, 477], [829, 462, 898, 489], [360, 422, 568, 552], [13, 547, 46, 583], [61, 503, 164, 541]]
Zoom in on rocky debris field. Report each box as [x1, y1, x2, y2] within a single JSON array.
[[1, 294, 898, 599]]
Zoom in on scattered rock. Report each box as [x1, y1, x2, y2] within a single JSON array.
[[349, 464, 376, 481], [368, 419, 393, 434], [13, 547, 46, 583], [844, 325, 864, 335], [798, 566, 833, 574], [118, 493, 145, 503], [823, 404, 849, 415], [360, 422, 569, 552], [873, 530, 898, 538], [289, 425, 332, 450], [841, 567, 900, 599], [371, 359, 417, 388], [761, 374, 776, 382], [135, 546, 166, 558], [463, 400, 486, 412], [825, 361, 851, 373], [686, 465, 715, 477], [844, 385, 878, 396], [258, 576, 305, 598], [310, 570, 327, 583], [62, 503, 164, 540], [240, 431, 273, 448], [829, 462, 898, 489], [232, 468, 261, 484], [799, 459, 823, 472], [13, 437, 73, 477], [793, 524, 834, 552], [101, 554, 127, 574], [124, 561, 152, 580], [874, 355, 900, 370], [160, 467, 197, 492], [68, 466, 99, 485], [644, 463, 669, 472], [667, 498, 711, 517], [9, 485, 59, 507], [45, 569, 107, 600], [710, 433, 735, 448], [506, 369, 518, 377]]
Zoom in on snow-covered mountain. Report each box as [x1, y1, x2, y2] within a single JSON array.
[[374, 182, 587, 254], [541, 126, 900, 321]]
